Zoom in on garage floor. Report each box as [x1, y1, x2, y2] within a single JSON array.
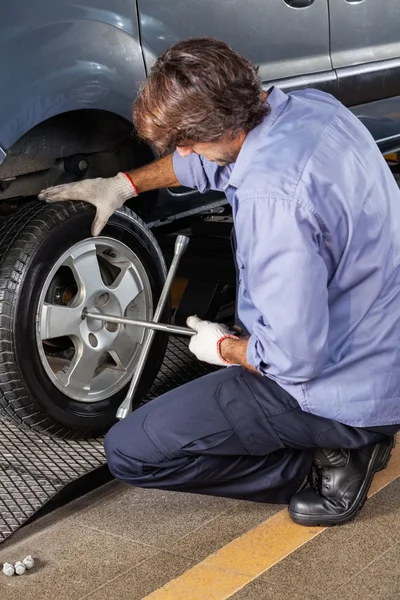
[[0, 438, 399, 600]]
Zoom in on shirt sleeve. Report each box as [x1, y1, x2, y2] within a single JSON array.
[[172, 150, 232, 193], [239, 195, 329, 384]]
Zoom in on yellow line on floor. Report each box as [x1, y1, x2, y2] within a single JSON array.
[[143, 436, 400, 600]]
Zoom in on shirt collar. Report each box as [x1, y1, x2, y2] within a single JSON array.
[[227, 86, 290, 189]]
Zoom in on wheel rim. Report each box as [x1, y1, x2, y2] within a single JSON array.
[[36, 237, 153, 403]]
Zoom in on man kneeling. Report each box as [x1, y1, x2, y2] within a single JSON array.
[[40, 38, 400, 526]]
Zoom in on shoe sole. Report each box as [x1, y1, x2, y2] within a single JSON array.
[[288, 436, 396, 527]]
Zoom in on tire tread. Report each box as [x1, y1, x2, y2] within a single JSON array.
[[0, 201, 166, 436]]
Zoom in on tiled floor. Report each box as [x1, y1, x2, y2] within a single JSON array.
[[0, 481, 281, 600], [0, 477, 399, 600], [231, 478, 400, 600]]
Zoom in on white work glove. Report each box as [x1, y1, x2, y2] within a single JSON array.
[[187, 316, 236, 366], [38, 172, 138, 236]]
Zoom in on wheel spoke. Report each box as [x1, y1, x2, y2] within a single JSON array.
[[66, 244, 105, 301], [58, 342, 100, 391], [109, 328, 140, 369], [40, 303, 82, 340], [110, 266, 144, 312]]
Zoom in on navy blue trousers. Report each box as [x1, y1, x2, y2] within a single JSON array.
[[104, 366, 397, 504]]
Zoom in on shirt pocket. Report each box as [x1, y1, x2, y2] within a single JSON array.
[[214, 372, 285, 455]]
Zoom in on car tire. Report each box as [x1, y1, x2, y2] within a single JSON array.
[[0, 200, 168, 436]]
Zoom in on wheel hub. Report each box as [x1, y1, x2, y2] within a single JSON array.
[[36, 237, 153, 403]]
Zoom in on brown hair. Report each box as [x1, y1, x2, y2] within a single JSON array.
[[133, 37, 270, 154]]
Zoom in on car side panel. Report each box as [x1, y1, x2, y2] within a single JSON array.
[[328, 0, 400, 155], [329, 0, 400, 69], [0, 1, 146, 162], [137, 0, 332, 84]]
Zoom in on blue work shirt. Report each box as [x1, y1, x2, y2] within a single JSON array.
[[173, 87, 400, 427]]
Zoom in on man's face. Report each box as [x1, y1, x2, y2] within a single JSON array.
[[176, 131, 246, 167]]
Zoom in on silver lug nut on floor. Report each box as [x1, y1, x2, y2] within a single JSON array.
[[14, 561, 26, 575], [23, 555, 35, 570], [3, 563, 15, 576], [2, 556, 34, 576]]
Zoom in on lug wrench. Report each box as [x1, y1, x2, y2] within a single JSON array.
[[116, 234, 190, 419], [83, 311, 195, 337]]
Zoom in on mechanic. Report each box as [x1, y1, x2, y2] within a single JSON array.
[[39, 38, 400, 526]]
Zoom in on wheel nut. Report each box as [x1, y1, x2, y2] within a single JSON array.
[[3, 563, 15, 576], [14, 562, 26, 575], [78, 159, 88, 171], [22, 556, 34, 570]]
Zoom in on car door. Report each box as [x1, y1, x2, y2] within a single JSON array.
[[329, 0, 400, 106], [329, 0, 400, 151], [137, 0, 335, 94]]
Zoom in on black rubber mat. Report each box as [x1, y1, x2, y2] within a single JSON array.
[[0, 337, 216, 543]]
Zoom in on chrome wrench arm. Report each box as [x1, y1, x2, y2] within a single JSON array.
[[83, 311, 195, 337], [116, 234, 190, 419]]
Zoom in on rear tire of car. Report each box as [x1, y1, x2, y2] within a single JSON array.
[[0, 200, 168, 436]]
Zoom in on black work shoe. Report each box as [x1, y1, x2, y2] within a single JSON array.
[[288, 436, 396, 527]]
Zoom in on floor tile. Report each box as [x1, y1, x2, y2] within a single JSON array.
[[248, 483, 399, 597], [230, 578, 322, 600], [0, 480, 124, 552], [366, 476, 400, 535], [170, 500, 284, 562], [0, 520, 155, 600], [71, 483, 237, 549], [328, 542, 400, 600], [80, 551, 195, 600]]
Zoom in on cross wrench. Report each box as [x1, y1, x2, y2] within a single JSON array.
[[83, 311, 195, 337], [116, 234, 190, 419]]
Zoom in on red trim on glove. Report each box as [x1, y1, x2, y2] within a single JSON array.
[[216, 334, 237, 365], [123, 172, 139, 196]]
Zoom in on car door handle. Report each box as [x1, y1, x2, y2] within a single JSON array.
[[283, 0, 315, 7]]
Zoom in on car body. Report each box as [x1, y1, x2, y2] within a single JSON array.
[[1, 0, 400, 223]]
